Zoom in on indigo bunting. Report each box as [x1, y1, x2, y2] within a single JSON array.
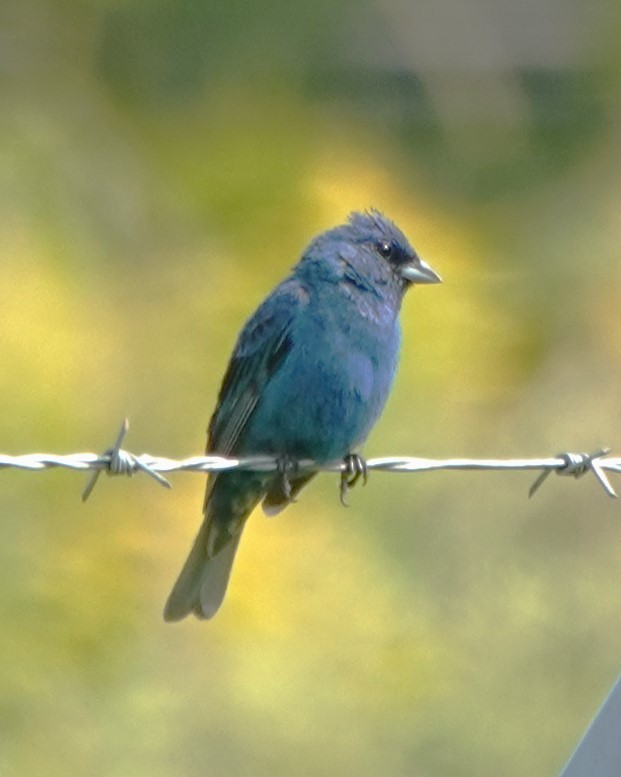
[[164, 210, 441, 621]]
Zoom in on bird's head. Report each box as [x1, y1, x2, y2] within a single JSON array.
[[297, 210, 441, 298]]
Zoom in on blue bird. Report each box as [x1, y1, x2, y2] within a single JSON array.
[[164, 210, 441, 621]]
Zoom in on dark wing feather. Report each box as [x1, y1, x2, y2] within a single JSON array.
[[207, 279, 305, 456], [163, 280, 306, 622]]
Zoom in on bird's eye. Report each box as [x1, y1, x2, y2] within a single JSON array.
[[377, 241, 394, 259]]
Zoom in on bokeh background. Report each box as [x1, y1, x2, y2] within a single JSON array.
[[1, 1, 621, 775]]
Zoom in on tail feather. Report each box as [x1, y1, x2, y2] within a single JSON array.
[[163, 515, 241, 621], [164, 472, 264, 622], [164, 469, 308, 621], [192, 534, 241, 619]]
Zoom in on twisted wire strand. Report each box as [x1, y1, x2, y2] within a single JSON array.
[[0, 420, 617, 501]]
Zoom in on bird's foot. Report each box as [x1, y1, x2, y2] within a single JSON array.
[[340, 453, 368, 506], [276, 455, 299, 503]]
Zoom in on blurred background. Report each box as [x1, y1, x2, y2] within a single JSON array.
[[1, 1, 620, 775]]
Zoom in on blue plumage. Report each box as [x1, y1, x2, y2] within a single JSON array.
[[164, 210, 441, 621]]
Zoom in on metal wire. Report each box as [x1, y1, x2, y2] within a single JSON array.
[[0, 419, 618, 501]]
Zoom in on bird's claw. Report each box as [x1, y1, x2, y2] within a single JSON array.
[[277, 455, 298, 503], [340, 453, 368, 506]]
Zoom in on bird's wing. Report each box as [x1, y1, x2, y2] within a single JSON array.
[[207, 278, 306, 457], [163, 281, 307, 622]]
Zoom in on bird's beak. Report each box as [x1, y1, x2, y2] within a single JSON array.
[[401, 258, 442, 285]]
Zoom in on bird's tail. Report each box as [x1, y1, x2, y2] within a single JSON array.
[[163, 472, 267, 622], [163, 520, 242, 622], [164, 467, 317, 620]]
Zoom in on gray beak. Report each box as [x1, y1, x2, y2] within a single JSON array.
[[401, 258, 442, 285]]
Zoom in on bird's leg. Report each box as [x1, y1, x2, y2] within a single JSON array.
[[340, 453, 368, 506], [276, 455, 299, 502]]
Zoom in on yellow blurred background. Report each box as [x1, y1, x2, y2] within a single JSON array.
[[1, 1, 621, 775]]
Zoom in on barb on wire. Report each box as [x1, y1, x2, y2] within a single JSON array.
[[81, 419, 172, 501], [528, 448, 615, 499], [0, 419, 618, 501]]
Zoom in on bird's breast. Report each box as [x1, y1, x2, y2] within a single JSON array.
[[243, 307, 400, 462]]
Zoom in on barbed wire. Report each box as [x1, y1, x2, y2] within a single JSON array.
[[0, 419, 619, 502]]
